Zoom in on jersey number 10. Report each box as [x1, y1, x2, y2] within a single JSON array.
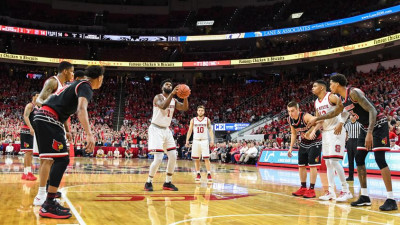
[[197, 127, 204, 133]]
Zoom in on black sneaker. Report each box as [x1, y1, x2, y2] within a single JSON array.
[[379, 199, 398, 211], [39, 202, 72, 219], [163, 182, 178, 191], [346, 177, 354, 181], [144, 182, 153, 191], [351, 195, 372, 207], [53, 200, 70, 212]]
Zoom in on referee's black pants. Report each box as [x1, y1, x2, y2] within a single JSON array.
[[346, 138, 358, 178]]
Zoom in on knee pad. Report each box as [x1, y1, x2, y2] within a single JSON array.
[[355, 150, 367, 167], [374, 151, 388, 169], [153, 153, 164, 165], [49, 156, 69, 187], [167, 150, 177, 161]]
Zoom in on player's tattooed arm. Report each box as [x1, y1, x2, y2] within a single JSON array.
[[154, 94, 173, 110], [36, 78, 58, 106], [316, 94, 344, 121], [349, 88, 377, 133], [175, 97, 189, 111]]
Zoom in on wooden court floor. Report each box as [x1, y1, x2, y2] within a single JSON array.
[[1, 155, 400, 225]]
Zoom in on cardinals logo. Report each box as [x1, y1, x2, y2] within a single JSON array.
[[24, 142, 30, 148], [315, 156, 320, 163], [52, 140, 63, 151], [382, 137, 387, 145]]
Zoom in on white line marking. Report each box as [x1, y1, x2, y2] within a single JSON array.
[[59, 187, 86, 225], [169, 214, 388, 225], [245, 187, 400, 218]]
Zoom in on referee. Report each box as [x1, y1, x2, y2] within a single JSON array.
[[344, 115, 361, 181]]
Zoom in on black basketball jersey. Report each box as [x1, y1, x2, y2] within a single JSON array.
[[341, 87, 382, 127], [287, 112, 321, 145], [43, 80, 93, 123]]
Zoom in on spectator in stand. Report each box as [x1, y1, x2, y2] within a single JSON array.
[[390, 132, 400, 150], [182, 144, 192, 160], [5, 143, 14, 155], [114, 149, 122, 158], [233, 142, 246, 163], [239, 142, 258, 164], [96, 148, 105, 158], [210, 144, 220, 161], [96, 139, 103, 146], [125, 148, 133, 158], [107, 150, 113, 158]]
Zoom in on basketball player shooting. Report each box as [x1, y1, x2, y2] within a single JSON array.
[[144, 79, 189, 191]]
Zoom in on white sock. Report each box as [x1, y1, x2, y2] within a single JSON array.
[[331, 160, 348, 192], [147, 177, 153, 183], [387, 191, 394, 199], [38, 187, 46, 196], [197, 171, 200, 174], [24, 168, 27, 175], [26, 167, 32, 173], [361, 188, 368, 196], [166, 175, 172, 183], [207, 171, 211, 175]]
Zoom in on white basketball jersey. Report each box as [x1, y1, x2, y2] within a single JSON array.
[[53, 76, 63, 93], [193, 117, 209, 140], [151, 95, 175, 127], [315, 92, 340, 131]]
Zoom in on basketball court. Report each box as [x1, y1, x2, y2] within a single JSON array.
[[1, 156, 400, 224]]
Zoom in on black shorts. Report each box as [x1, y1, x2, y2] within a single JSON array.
[[20, 128, 33, 152], [357, 118, 390, 152], [298, 142, 322, 167], [33, 110, 68, 159]]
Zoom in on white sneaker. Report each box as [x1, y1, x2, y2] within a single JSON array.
[[319, 191, 336, 201], [33, 194, 46, 206], [336, 191, 353, 202]]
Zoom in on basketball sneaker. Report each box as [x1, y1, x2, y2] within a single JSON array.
[[53, 200, 70, 212], [195, 173, 201, 182], [319, 191, 336, 201], [303, 189, 316, 198], [144, 182, 153, 191], [379, 199, 398, 211], [336, 191, 353, 202], [163, 182, 178, 191], [350, 195, 371, 206], [33, 194, 46, 206], [26, 172, 37, 181], [39, 201, 72, 219], [21, 173, 27, 180], [207, 174, 212, 182], [292, 187, 307, 197]]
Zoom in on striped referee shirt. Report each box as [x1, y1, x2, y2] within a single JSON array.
[[344, 121, 362, 139]]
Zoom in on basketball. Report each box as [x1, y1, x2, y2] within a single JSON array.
[[177, 84, 191, 98]]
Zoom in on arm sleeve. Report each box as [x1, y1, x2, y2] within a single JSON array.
[[77, 82, 93, 102]]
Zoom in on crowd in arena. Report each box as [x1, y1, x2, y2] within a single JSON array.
[[1, 63, 400, 164]]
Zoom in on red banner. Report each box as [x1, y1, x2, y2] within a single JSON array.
[[183, 60, 231, 67], [0, 25, 47, 36]]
